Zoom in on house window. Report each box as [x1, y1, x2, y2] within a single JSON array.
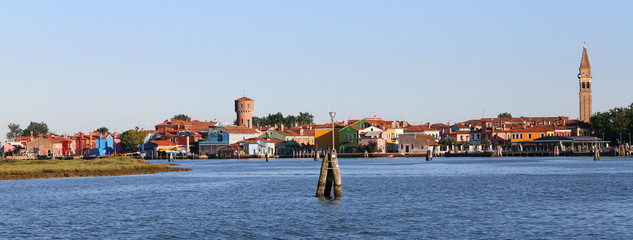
[[587, 82, 591, 89], [175, 138, 179, 143], [528, 134, 532, 139], [541, 133, 544, 137]]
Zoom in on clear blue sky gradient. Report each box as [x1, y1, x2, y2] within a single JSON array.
[[2, 1, 633, 142]]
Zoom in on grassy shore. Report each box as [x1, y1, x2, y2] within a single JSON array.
[[0, 157, 192, 180]]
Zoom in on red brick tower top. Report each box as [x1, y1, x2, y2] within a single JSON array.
[[235, 96, 254, 128]]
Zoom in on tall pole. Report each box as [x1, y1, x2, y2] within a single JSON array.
[[330, 111, 336, 151]]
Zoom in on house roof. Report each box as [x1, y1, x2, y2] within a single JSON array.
[[190, 120, 218, 130], [235, 96, 254, 102], [405, 125, 437, 132], [149, 140, 176, 146], [414, 134, 439, 145], [221, 126, 260, 134]]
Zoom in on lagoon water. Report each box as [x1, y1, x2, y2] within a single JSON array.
[[1, 157, 633, 239]]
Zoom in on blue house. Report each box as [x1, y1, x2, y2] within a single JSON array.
[[93, 134, 114, 156], [198, 126, 260, 155]]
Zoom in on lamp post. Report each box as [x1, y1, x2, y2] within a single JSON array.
[[329, 111, 336, 151]]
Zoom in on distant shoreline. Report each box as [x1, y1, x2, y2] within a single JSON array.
[[0, 157, 191, 181]]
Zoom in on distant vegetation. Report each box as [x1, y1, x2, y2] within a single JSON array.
[[248, 112, 315, 127], [5, 122, 49, 140], [0, 157, 190, 180], [95, 127, 109, 135], [498, 112, 512, 118], [591, 103, 633, 144], [120, 130, 147, 150], [172, 114, 191, 121]]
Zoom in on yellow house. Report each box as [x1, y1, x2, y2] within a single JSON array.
[[314, 123, 342, 150], [385, 128, 404, 144], [508, 126, 550, 143]]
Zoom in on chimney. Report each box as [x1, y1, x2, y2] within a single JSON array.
[[281, 124, 285, 132], [294, 121, 298, 128], [30, 131, 34, 141]]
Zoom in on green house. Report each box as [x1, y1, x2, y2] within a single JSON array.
[[339, 125, 363, 153]]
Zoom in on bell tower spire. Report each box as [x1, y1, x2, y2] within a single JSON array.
[[578, 44, 593, 122]]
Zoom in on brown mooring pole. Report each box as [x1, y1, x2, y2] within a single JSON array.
[[331, 149, 342, 199], [315, 150, 329, 198], [315, 149, 342, 199]]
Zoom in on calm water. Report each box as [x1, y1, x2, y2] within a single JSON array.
[[1, 157, 633, 239]]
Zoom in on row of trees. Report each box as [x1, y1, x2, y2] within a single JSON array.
[[250, 112, 314, 128], [591, 103, 633, 144], [6, 122, 49, 139]]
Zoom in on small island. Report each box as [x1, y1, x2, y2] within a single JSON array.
[[0, 157, 191, 181]]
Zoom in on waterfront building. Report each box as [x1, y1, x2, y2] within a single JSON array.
[[198, 125, 260, 155], [143, 140, 188, 158], [339, 125, 362, 153], [578, 45, 593, 122], [93, 134, 114, 156], [25, 137, 65, 157], [314, 123, 343, 150], [398, 134, 438, 154], [235, 96, 254, 128], [404, 125, 441, 139], [507, 126, 550, 143]]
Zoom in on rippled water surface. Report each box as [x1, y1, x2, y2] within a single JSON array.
[[2, 157, 633, 239]]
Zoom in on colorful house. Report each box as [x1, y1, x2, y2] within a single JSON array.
[[198, 126, 260, 155], [339, 125, 362, 153], [314, 123, 344, 151], [93, 134, 114, 156]]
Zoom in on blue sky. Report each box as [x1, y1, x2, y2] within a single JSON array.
[[2, 1, 633, 142]]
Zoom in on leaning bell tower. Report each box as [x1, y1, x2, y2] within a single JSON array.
[[578, 45, 592, 122]]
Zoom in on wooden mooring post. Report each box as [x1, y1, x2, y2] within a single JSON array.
[[594, 147, 600, 161], [316, 149, 342, 199]]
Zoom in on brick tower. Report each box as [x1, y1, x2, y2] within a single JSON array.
[[235, 96, 254, 128], [578, 45, 593, 122]]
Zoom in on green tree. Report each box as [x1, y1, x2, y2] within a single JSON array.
[[440, 137, 457, 146], [367, 141, 378, 153], [95, 127, 109, 135], [21, 122, 49, 136], [591, 103, 633, 144], [120, 130, 147, 150], [6, 123, 22, 140], [297, 112, 314, 125], [173, 114, 191, 121], [482, 139, 491, 147], [252, 112, 315, 127], [498, 112, 512, 118]]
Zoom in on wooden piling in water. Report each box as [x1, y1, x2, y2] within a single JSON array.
[[315, 149, 342, 199], [315, 151, 329, 198], [331, 150, 342, 199], [426, 149, 433, 161]]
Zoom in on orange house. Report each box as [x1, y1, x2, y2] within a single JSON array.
[[314, 123, 343, 150], [508, 127, 550, 143]]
